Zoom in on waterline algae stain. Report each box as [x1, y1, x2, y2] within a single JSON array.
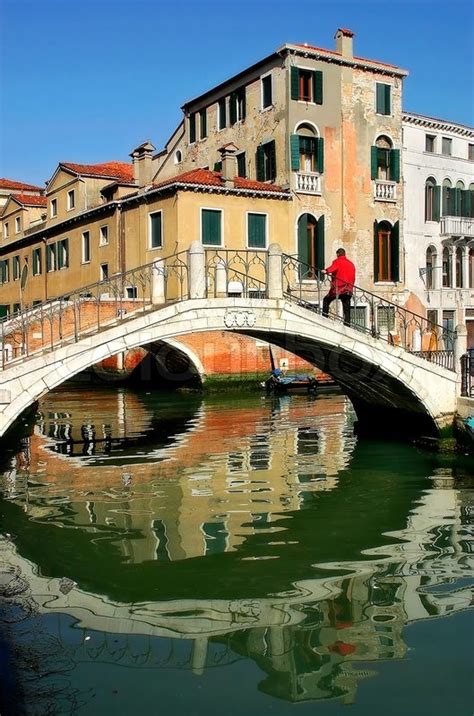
[[0, 386, 472, 715]]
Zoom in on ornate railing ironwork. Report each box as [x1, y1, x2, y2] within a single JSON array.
[[461, 350, 473, 397], [205, 249, 267, 298], [0, 252, 189, 369], [282, 253, 456, 370]]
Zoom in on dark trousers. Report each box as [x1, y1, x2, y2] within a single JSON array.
[[322, 292, 352, 326]]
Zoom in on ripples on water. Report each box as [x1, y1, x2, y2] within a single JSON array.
[[0, 385, 472, 715]]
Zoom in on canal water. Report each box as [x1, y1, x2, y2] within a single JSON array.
[[0, 385, 472, 715]]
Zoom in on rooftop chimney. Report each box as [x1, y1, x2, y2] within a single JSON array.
[[335, 28, 354, 59], [130, 141, 156, 187], [218, 142, 239, 188]]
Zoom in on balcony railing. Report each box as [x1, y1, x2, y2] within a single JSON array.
[[440, 216, 474, 238], [374, 180, 397, 202], [295, 171, 321, 194]]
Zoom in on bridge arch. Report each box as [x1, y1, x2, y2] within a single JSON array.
[[0, 299, 458, 439]]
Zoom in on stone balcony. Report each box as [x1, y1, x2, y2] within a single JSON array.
[[440, 216, 474, 238], [295, 171, 321, 195], [374, 180, 397, 202]]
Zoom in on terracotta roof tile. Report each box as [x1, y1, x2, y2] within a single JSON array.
[[154, 168, 287, 193], [0, 178, 44, 192], [294, 42, 403, 70], [11, 194, 47, 207], [61, 162, 134, 183]]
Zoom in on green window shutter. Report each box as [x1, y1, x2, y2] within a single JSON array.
[[256, 145, 265, 181], [376, 83, 389, 114], [241, 88, 246, 120], [297, 215, 309, 277], [454, 188, 463, 217], [316, 215, 325, 270], [290, 66, 299, 100], [373, 221, 379, 282], [269, 140, 276, 180], [389, 149, 400, 182], [371, 146, 378, 179], [202, 209, 221, 246], [317, 137, 324, 173], [236, 152, 246, 178], [57, 241, 64, 269], [391, 221, 400, 282], [313, 70, 323, 105], [189, 113, 196, 143], [460, 189, 470, 217], [290, 134, 300, 171], [199, 109, 207, 139], [218, 98, 226, 129], [385, 84, 391, 115], [150, 213, 162, 248], [13, 256, 19, 280], [213, 161, 222, 172], [248, 213, 266, 248], [46, 244, 56, 272], [433, 185, 441, 222], [229, 93, 237, 125]]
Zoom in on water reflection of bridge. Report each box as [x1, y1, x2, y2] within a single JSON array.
[[1, 391, 472, 705]]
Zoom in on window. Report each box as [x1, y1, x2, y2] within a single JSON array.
[[82, 231, 90, 263], [290, 67, 323, 104], [100, 263, 109, 281], [15, 217, 21, 233], [229, 87, 246, 124], [50, 198, 57, 217], [425, 134, 436, 153], [374, 220, 399, 282], [371, 136, 399, 181], [442, 179, 455, 216], [442, 246, 452, 287], [456, 247, 464, 287], [376, 83, 391, 115], [236, 152, 246, 178], [201, 208, 222, 246], [442, 137, 452, 156], [3, 222, 9, 239], [261, 74, 272, 109], [149, 211, 162, 249], [13, 255, 20, 280], [46, 243, 57, 272], [425, 246, 436, 289], [218, 98, 226, 130], [247, 213, 267, 248], [0, 259, 9, 283], [377, 306, 395, 332], [174, 150, 182, 164], [126, 286, 137, 299], [199, 108, 207, 139], [297, 214, 325, 279], [57, 239, 69, 269], [67, 189, 75, 210], [256, 140, 276, 182], [99, 225, 109, 245], [189, 112, 196, 143], [427, 309, 438, 330], [32, 247, 42, 276], [425, 177, 440, 221], [469, 144, 474, 161], [291, 130, 324, 173], [469, 247, 474, 288]]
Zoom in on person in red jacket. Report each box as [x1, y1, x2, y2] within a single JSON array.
[[322, 248, 355, 326]]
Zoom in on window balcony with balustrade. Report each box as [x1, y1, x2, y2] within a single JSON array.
[[295, 171, 321, 195], [440, 216, 474, 238], [374, 180, 397, 202]]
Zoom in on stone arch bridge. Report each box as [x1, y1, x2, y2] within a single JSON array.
[[0, 243, 465, 438]]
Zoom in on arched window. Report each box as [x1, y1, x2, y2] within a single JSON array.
[[425, 177, 439, 221], [456, 246, 464, 287], [297, 213, 325, 279], [469, 247, 474, 288], [174, 150, 182, 165], [374, 135, 392, 180], [374, 220, 399, 282], [425, 246, 437, 289], [290, 124, 323, 175], [442, 247, 452, 287], [442, 178, 454, 216]]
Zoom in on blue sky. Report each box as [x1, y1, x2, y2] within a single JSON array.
[[1, 0, 473, 185]]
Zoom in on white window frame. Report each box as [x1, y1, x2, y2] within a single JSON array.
[[174, 150, 182, 164], [3, 222, 9, 239], [50, 198, 57, 218], [15, 216, 21, 233], [148, 210, 163, 250], [67, 189, 75, 211], [200, 207, 223, 247], [442, 137, 452, 156], [295, 64, 317, 104], [425, 134, 436, 153], [99, 225, 109, 245], [100, 263, 109, 281], [81, 231, 91, 264], [260, 72, 273, 111], [32, 247, 41, 276], [246, 211, 268, 250], [13, 255, 20, 281]]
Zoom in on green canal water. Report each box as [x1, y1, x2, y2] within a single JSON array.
[[0, 385, 472, 715]]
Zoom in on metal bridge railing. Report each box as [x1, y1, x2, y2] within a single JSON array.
[[282, 253, 456, 371], [461, 350, 474, 397], [205, 249, 268, 298]]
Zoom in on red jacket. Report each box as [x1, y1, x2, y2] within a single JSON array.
[[325, 255, 355, 296]]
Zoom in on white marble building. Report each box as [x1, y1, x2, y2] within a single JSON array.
[[402, 112, 474, 347]]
